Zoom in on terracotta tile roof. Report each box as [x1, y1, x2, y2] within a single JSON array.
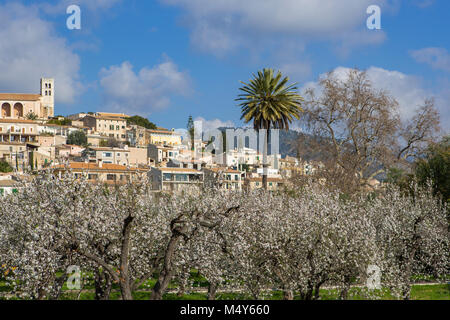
[[157, 167, 202, 173], [90, 147, 129, 152], [207, 167, 241, 174], [0, 180, 19, 187], [246, 177, 284, 183], [280, 158, 297, 163], [0, 119, 38, 124], [178, 159, 204, 164], [85, 115, 127, 121], [0, 142, 27, 146], [96, 112, 130, 118], [147, 129, 174, 135], [52, 162, 140, 172], [42, 124, 73, 128], [0, 93, 41, 101], [65, 144, 84, 148]]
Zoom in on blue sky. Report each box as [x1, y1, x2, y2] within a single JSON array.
[[0, 0, 449, 131]]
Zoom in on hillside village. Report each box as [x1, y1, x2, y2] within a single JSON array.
[[0, 78, 382, 195]]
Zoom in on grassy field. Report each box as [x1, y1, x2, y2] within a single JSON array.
[[1, 271, 449, 300], [29, 283, 450, 300]]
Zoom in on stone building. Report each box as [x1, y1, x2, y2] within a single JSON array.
[[0, 78, 54, 119]]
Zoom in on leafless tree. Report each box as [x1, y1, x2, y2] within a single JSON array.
[[300, 69, 441, 191]]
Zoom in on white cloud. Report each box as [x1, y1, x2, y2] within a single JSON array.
[[412, 0, 435, 8], [278, 61, 312, 81], [0, 3, 82, 103], [172, 117, 235, 143], [160, 0, 390, 56], [99, 58, 192, 115], [410, 47, 450, 72], [40, 0, 122, 14], [303, 66, 448, 125], [194, 117, 235, 132]]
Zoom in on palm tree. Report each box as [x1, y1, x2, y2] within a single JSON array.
[[236, 68, 303, 190]]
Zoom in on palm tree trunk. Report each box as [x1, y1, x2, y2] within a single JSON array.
[[262, 128, 269, 190]]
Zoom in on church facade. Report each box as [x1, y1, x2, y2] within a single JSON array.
[[0, 78, 55, 120]]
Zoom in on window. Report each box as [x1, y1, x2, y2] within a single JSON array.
[[121, 135, 126, 139], [107, 174, 116, 181], [110, 125, 115, 130], [103, 152, 112, 157], [88, 174, 98, 180], [234, 174, 239, 181], [49, 83, 51, 89], [49, 91, 51, 96], [45, 83, 48, 88], [175, 174, 187, 182], [117, 153, 121, 157], [122, 126, 125, 129], [116, 126, 120, 130]]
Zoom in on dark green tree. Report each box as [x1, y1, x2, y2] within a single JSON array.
[[30, 151, 34, 171], [187, 115, 194, 151], [415, 136, 449, 203], [0, 160, 13, 173], [127, 115, 157, 129], [47, 117, 72, 126], [67, 130, 88, 147]]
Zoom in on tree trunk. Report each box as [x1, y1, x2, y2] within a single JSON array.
[[339, 276, 351, 300], [208, 282, 218, 300], [314, 283, 322, 300], [37, 288, 47, 300], [177, 282, 186, 297], [177, 265, 190, 297], [300, 282, 314, 300], [402, 284, 411, 300], [95, 268, 112, 300], [339, 286, 350, 300], [262, 128, 269, 190], [283, 289, 294, 300], [119, 215, 134, 300], [150, 231, 183, 300], [50, 273, 68, 300]]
